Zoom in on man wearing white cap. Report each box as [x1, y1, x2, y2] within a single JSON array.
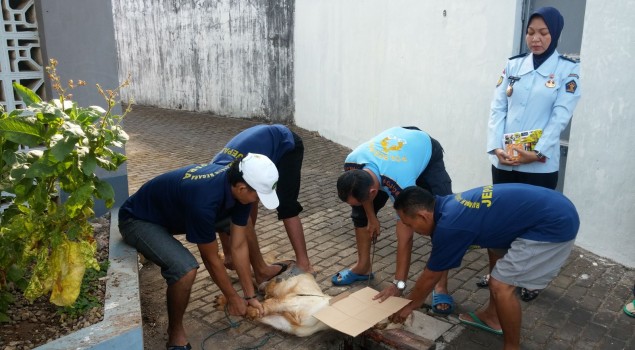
[[119, 153, 281, 350]]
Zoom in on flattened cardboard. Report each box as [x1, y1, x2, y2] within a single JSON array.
[[314, 287, 411, 337]]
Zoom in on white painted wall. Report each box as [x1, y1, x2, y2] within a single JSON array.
[[295, 0, 521, 192], [564, 0, 635, 268]]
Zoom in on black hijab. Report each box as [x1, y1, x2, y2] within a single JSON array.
[[527, 7, 564, 69]]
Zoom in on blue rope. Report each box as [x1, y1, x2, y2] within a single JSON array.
[[201, 304, 275, 350]]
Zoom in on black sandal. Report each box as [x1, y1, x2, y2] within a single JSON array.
[[166, 343, 192, 350], [520, 288, 541, 302], [476, 274, 490, 288]]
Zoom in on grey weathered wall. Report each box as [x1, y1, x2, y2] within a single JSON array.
[[112, 0, 294, 122]]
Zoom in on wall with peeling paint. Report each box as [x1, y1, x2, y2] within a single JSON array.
[[112, 0, 294, 122]]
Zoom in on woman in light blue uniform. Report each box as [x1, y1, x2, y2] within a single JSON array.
[[481, 6, 582, 302]]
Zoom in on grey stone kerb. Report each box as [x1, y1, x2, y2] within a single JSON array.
[[36, 209, 143, 349]]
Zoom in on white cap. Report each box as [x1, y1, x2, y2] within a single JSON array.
[[239, 153, 280, 209]]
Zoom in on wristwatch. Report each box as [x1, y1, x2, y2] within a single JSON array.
[[534, 150, 546, 161], [392, 279, 406, 291]]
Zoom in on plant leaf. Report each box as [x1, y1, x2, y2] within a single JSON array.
[[94, 179, 115, 206], [64, 182, 95, 218], [0, 118, 44, 147], [50, 135, 78, 162], [80, 153, 97, 176], [12, 83, 42, 106]]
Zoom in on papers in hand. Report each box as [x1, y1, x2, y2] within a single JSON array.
[[503, 129, 543, 161]]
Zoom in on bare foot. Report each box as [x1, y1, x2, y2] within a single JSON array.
[[297, 264, 317, 276]]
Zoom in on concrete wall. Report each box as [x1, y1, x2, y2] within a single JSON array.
[[295, 0, 521, 192], [564, 0, 635, 268], [112, 0, 294, 122], [36, 0, 128, 216]]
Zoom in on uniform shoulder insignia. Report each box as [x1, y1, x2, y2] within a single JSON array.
[[560, 54, 580, 63], [508, 53, 528, 60]]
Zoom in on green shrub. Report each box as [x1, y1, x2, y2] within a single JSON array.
[[0, 59, 130, 321]]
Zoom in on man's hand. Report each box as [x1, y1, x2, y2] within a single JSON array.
[[367, 215, 381, 239], [389, 302, 415, 324], [226, 295, 247, 316], [247, 298, 264, 316], [373, 283, 402, 302]]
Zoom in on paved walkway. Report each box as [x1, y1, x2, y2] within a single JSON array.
[[124, 105, 635, 350]]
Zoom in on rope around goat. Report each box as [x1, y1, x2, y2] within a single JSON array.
[[201, 304, 276, 350]]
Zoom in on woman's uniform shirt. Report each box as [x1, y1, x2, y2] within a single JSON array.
[[487, 50, 581, 173]]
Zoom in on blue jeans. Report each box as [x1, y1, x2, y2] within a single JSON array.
[[119, 218, 199, 285]]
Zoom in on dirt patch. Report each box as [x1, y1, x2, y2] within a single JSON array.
[[0, 215, 110, 350], [137, 262, 168, 350]]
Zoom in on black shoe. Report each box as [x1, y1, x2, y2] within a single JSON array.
[[520, 288, 541, 302], [476, 274, 490, 288]]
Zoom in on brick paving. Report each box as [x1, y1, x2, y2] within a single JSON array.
[[124, 105, 635, 350]]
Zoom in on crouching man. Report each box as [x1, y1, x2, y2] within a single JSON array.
[[118, 153, 282, 350], [387, 184, 579, 350]]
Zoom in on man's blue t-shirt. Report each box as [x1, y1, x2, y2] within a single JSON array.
[[427, 183, 579, 271], [345, 127, 432, 201], [118, 163, 251, 244], [212, 124, 295, 165]]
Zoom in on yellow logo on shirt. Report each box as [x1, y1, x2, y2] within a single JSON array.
[[368, 135, 408, 162], [454, 185, 494, 209], [182, 165, 228, 180], [380, 136, 406, 152]]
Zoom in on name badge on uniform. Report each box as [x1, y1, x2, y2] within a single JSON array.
[[545, 74, 555, 88]]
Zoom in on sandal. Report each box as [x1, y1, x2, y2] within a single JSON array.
[[166, 343, 192, 350], [623, 300, 635, 318], [331, 268, 374, 286], [476, 274, 490, 288], [431, 291, 455, 315], [520, 287, 541, 302], [458, 312, 503, 335]]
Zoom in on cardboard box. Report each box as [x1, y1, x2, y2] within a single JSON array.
[[313, 287, 411, 337]]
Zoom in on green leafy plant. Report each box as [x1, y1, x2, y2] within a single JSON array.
[[0, 58, 130, 322]]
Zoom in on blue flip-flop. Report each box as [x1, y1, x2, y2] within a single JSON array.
[[459, 312, 503, 335], [431, 291, 455, 315], [331, 268, 374, 286]]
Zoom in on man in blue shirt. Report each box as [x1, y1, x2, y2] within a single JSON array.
[[388, 184, 579, 350], [119, 153, 282, 350], [211, 124, 312, 273], [334, 126, 456, 315]]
